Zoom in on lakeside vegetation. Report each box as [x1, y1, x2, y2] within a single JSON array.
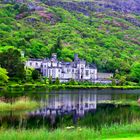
[[2, 82, 140, 92], [0, 121, 140, 140], [2, 83, 140, 91], [0, 98, 39, 111], [98, 99, 139, 106]]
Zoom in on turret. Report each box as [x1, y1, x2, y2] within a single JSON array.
[[51, 53, 57, 61]]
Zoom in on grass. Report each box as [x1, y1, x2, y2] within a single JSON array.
[[5, 84, 140, 92], [0, 122, 140, 140], [0, 98, 39, 111], [64, 85, 140, 90], [98, 99, 139, 106]]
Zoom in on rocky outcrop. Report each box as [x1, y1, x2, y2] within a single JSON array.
[[2, 0, 140, 26], [43, 0, 140, 27], [44, 0, 140, 15]]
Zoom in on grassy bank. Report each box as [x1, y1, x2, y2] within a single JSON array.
[[0, 122, 140, 140], [3, 84, 140, 91], [0, 98, 39, 111]]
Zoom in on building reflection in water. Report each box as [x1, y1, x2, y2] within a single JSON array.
[[30, 91, 112, 125]]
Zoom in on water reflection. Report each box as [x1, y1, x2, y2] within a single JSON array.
[[0, 89, 140, 129], [31, 94, 97, 117]]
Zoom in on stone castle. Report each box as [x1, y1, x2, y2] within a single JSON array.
[[25, 53, 113, 83]]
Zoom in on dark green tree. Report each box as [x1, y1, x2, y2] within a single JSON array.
[[50, 37, 62, 58], [32, 69, 40, 80], [0, 48, 25, 80], [49, 76, 53, 84], [55, 77, 60, 85]]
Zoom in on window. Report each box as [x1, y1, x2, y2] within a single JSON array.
[[67, 69, 70, 73], [72, 69, 74, 73], [30, 62, 32, 66], [62, 68, 65, 73], [36, 62, 38, 66], [85, 70, 89, 76], [49, 69, 51, 75]]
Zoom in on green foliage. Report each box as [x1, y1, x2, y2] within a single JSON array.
[[130, 63, 140, 83], [25, 67, 33, 82], [118, 76, 127, 86], [0, 122, 140, 139], [0, 67, 9, 83], [32, 69, 40, 81], [49, 76, 53, 84], [0, 1, 140, 83], [55, 77, 60, 85], [50, 37, 62, 59], [23, 83, 35, 90], [0, 48, 25, 80], [67, 79, 78, 85], [0, 98, 39, 111], [44, 77, 49, 85]]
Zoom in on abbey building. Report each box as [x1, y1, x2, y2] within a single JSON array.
[[25, 53, 98, 82]]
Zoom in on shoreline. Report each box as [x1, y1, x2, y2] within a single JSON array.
[[1, 84, 140, 91]]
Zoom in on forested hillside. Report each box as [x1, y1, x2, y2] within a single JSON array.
[[1, 0, 140, 74]]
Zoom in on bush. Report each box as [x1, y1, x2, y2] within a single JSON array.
[[35, 84, 46, 90], [8, 84, 24, 91], [24, 83, 35, 90]]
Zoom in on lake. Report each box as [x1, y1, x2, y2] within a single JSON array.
[[0, 89, 140, 129]]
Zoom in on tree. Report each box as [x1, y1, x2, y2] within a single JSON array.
[[0, 48, 25, 80], [50, 37, 62, 58], [130, 63, 140, 83], [44, 77, 49, 84], [118, 76, 126, 86], [32, 69, 40, 80], [55, 77, 60, 85], [68, 79, 78, 85], [25, 67, 34, 82], [0, 67, 9, 83], [49, 76, 53, 84]]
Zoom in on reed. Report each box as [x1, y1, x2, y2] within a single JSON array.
[[0, 122, 140, 140], [0, 98, 39, 111]]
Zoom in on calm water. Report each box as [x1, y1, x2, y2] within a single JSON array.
[[0, 89, 140, 129]]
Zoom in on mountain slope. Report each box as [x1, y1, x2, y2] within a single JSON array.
[[0, 0, 140, 73]]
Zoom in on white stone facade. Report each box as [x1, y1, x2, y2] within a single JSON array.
[[25, 53, 97, 82]]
